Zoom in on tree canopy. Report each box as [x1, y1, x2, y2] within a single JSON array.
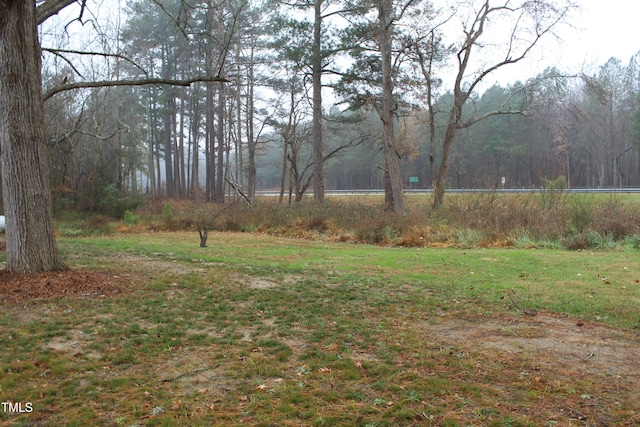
[[4, 0, 640, 273]]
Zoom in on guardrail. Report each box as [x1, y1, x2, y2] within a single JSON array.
[[256, 188, 640, 197]]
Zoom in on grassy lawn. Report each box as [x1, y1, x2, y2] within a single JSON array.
[[1, 231, 639, 426]]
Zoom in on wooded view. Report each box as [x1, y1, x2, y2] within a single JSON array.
[[2, 0, 640, 273], [31, 0, 640, 212], [2, 3, 640, 425]]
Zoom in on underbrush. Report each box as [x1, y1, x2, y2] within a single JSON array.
[[55, 193, 640, 250]]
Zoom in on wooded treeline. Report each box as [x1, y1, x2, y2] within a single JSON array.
[[35, 0, 640, 216]]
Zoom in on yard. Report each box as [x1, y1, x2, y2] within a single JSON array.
[[1, 231, 639, 426]]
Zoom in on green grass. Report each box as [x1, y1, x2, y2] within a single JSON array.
[[58, 232, 640, 329], [1, 231, 639, 426]]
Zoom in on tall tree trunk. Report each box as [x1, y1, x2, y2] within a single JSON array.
[[205, 82, 216, 201], [279, 137, 288, 204], [215, 82, 225, 203], [378, 0, 404, 214], [235, 46, 244, 192], [433, 86, 464, 208], [312, 0, 325, 203], [163, 93, 174, 198], [155, 140, 162, 197], [433, 117, 458, 208], [246, 46, 257, 200], [191, 87, 200, 202], [161, 45, 175, 198], [433, 72, 464, 208], [0, 1, 67, 274], [146, 95, 156, 197], [415, 36, 437, 185], [177, 90, 186, 198]]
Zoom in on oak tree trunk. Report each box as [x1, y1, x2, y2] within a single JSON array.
[[0, 1, 67, 274]]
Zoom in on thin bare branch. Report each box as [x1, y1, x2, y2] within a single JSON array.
[[43, 49, 86, 79], [43, 48, 148, 77], [43, 75, 229, 101], [461, 109, 527, 129]]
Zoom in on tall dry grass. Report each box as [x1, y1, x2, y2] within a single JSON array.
[[121, 192, 640, 250]]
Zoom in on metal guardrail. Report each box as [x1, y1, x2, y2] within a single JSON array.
[[256, 188, 640, 197]]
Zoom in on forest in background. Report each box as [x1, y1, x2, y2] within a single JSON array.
[[23, 0, 640, 216]]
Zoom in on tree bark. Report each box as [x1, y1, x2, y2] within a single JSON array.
[[161, 45, 175, 198], [162, 92, 175, 198], [433, 109, 459, 208], [0, 1, 67, 274], [246, 51, 256, 201], [311, 0, 325, 204], [215, 82, 225, 204], [378, 0, 404, 214], [36, 0, 76, 25], [190, 87, 200, 201], [205, 82, 216, 202]]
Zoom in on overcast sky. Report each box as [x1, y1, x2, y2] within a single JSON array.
[[555, 0, 638, 70], [43, 0, 639, 88], [433, 0, 639, 90], [492, 0, 640, 83]]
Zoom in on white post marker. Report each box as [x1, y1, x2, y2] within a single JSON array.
[[0, 215, 5, 232]]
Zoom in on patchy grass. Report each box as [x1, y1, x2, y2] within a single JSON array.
[[1, 232, 640, 426]]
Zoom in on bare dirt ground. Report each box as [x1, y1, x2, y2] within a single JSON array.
[[423, 313, 640, 379]]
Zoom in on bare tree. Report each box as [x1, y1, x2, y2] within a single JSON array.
[[431, 0, 574, 207]]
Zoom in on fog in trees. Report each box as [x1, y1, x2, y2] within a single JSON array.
[[2, 0, 640, 273]]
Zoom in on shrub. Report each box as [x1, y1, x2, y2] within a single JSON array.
[[540, 175, 568, 211], [162, 203, 174, 220], [99, 184, 144, 218], [567, 195, 593, 234], [88, 214, 111, 229], [123, 210, 141, 225]]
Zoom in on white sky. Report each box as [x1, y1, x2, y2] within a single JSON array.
[[487, 0, 640, 84], [42, 0, 639, 87], [545, 0, 638, 71]]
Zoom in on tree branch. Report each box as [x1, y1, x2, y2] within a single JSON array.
[[463, 2, 572, 100], [43, 48, 148, 77], [36, 0, 78, 25], [43, 75, 230, 101], [460, 109, 526, 129]]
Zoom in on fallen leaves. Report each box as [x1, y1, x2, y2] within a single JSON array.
[[0, 269, 129, 302]]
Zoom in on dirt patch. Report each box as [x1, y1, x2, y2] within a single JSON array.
[[423, 312, 640, 380], [243, 274, 301, 290], [245, 278, 279, 289], [43, 330, 103, 360], [0, 269, 131, 303]]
